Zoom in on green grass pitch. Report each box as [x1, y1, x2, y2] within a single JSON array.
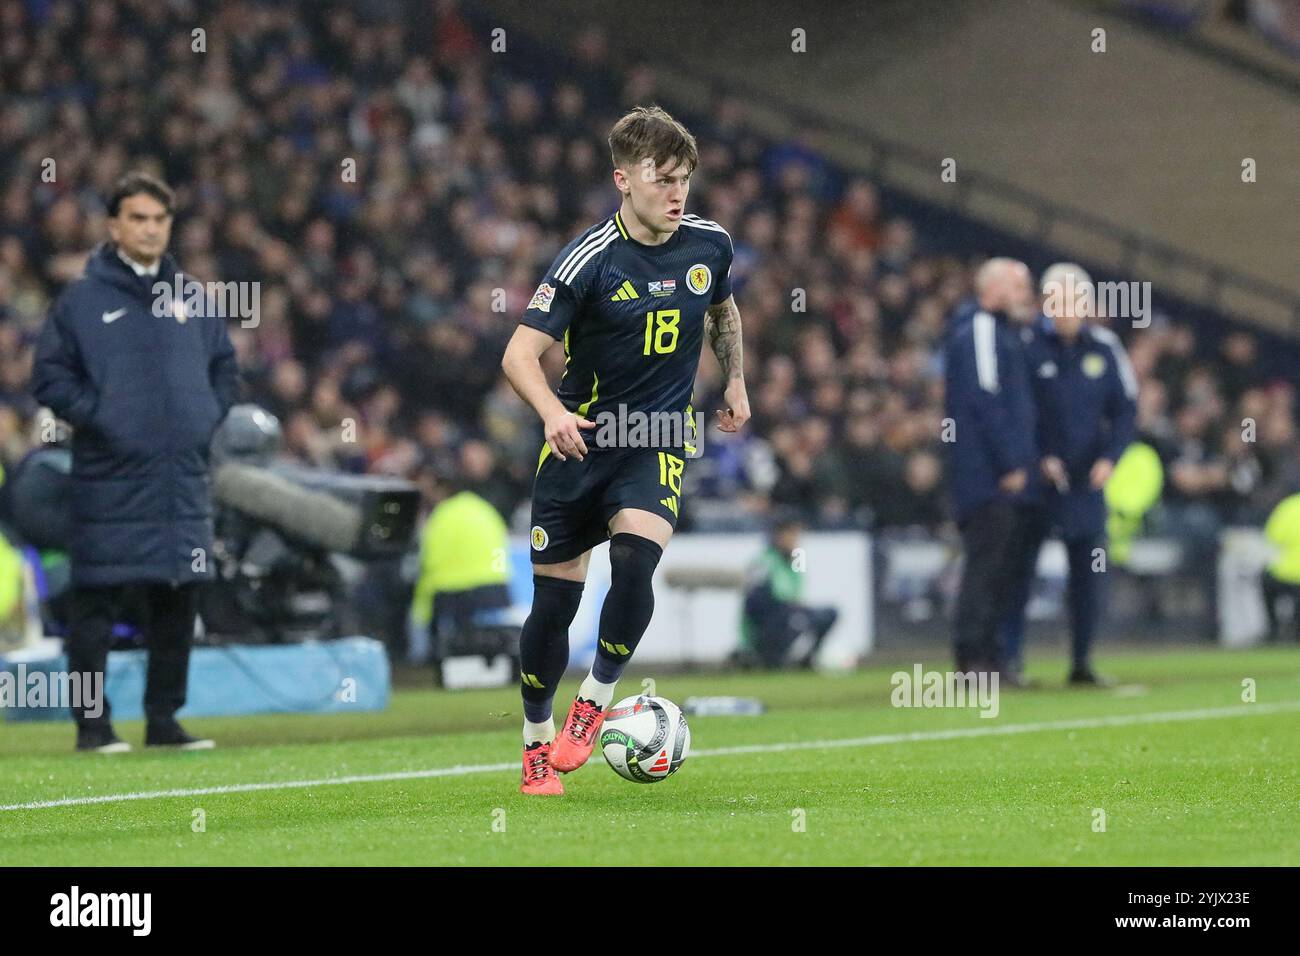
[[2, 647, 1297, 866]]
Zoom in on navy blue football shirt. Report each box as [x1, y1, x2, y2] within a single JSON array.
[[521, 210, 733, 447]]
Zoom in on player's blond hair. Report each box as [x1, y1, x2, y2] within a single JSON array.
[[608, 106, 698, 177]]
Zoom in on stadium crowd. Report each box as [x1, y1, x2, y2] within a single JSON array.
[[1, 0, 1296, 555]]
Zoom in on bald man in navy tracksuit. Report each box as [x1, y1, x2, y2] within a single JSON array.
[[1001, 265, 1137, 685], [943, 259, 1040, 673]]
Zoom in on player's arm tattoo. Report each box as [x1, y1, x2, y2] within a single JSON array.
[[704, 295, 744, 382]]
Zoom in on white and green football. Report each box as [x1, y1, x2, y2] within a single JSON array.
[[600, 695, 691, 783]]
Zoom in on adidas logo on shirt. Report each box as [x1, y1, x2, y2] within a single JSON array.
[[609, 280, 639, 302]]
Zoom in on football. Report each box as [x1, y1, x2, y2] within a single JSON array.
[[600, 695, 691, 783]]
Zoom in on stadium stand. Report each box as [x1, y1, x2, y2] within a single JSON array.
[[2, 0, 1296, 647]]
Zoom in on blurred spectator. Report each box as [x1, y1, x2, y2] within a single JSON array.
[[1261, 492, 1300, 642], [734, 514, 838, 668], [407, 464, 511, 668]]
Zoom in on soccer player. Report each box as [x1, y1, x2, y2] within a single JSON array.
[[500, 106, 749, 795]]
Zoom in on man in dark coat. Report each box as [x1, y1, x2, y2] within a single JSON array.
[[943, 258, 1040, 674], [32, 172, 239, 752]]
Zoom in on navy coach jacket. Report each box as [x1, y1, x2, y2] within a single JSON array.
[[32, 243, 239, 586], [1024, 316, 1138, 538], [943, 301, 1039, 525]]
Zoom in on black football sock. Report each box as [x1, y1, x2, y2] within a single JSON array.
[[520, 575, 584, 723], [592, 533, 663, 683]]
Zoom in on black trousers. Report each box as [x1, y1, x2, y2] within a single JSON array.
[[66, 582, 199, 730], [430, 583, 512, 661], [1261, 572, 1300, 643], [751, 605, 838, 668], [1002, 505, 1105, 671], [1001, 504, 1050, 669], [954, 500, 1024, 671]]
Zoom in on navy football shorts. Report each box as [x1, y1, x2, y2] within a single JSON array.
[[528, 444, 687, 564]]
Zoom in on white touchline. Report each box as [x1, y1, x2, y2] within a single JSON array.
[[2, 701, 1297, 813]]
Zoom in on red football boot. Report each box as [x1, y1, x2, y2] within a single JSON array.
[[520, 741, 564, 795], [549, 697, 606, 773]]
